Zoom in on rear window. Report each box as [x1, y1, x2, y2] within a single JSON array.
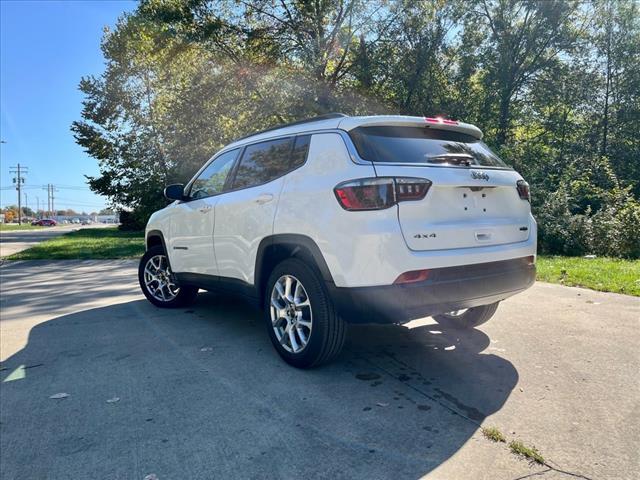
[[231, 134, 311, 190], [232, 137, 294, 190], [348, 126, 510, 168]]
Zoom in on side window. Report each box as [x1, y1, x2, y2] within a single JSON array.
[[232, 137, 294, 190], [189, 149, 239, 200], [290, 135, 311, 169]]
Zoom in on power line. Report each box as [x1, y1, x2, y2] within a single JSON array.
[[0, 184, 91, 191], [52, 196, 107, 207], [1, 181, 108, 217], [55, 184, 93, 190]]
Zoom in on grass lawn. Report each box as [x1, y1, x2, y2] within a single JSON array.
[[6, 228, 145, 260], [537, 255, 640, 296], [0, 223, 46, 231], [5, 227, 639, 296]]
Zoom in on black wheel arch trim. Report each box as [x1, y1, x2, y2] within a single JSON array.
[[145, 230, 174, 270], [146, 230, 167, 252], [255, 234, 335, 301], [256, 234, 334, 282]]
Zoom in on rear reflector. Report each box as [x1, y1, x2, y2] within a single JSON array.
[[394, 269, 430, 284], [516, 180, 530, 201], [334, 177, 432, 211]]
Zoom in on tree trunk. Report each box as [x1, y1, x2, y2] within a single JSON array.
[[496, 89, 511, 147], [601, 3, 613, 157], [358, 33, 372, 89]]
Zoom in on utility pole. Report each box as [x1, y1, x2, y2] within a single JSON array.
[[44, 185, 49, 217], [9, 164, 28, 224], [36, 196, 40, 219], [44, 184, 54, 218], [51, 184, 56, 220]]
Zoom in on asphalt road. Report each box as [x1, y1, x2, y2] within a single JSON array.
[[1, 260, 638, 479], [0, 224, 112, 257]]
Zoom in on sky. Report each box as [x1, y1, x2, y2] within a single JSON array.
[[0, 0, 136, 213]]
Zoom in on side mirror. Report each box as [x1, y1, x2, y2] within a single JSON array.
[[164, 184, 186, 201]]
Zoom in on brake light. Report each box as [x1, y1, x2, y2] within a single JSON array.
[[425, 117, 459, 125], [334, 177, 432, 211], [516, 180, 530, 201]]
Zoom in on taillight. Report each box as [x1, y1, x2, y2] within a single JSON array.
[[334, 177, 432, 211], [516, 180, 530, 201], [334, 178, 395, 211], [395, 177, 431, 201]]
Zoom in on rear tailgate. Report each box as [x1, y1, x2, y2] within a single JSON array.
[[374, 165, 531, 251], [343, 121, 532, 252]]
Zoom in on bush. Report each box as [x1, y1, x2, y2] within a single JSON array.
[[118, 209, 148, 231], [614, 201, 640, 259], [536, 189, 593, 256], [536, 186, 640, 259], [590, 206, 620, 257]]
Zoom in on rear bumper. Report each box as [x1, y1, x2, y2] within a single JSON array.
[[328, 257, 536, 324]]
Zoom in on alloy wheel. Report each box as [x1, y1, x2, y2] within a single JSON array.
[[269, 275, 313, 353], [143, 254, 180, 302]]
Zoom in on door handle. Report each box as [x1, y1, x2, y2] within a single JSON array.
[[255, 193, 274, 205], [199, 205, 212, 213]]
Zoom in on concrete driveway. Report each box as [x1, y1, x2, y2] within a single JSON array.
[[1, 260, 638, 479], [0, 223, 112, 257]]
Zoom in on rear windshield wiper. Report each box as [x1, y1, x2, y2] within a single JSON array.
[[426, 153, 475, 166]]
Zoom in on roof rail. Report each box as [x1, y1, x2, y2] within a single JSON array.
[[233, 113, 348, 142]]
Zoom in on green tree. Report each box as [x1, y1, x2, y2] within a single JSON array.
[[73, 0, 640, 256], [470, 0, 580, 146]]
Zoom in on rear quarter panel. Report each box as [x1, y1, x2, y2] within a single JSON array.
[[274, 132, 403, 287]]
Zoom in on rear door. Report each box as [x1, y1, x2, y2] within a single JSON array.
[[214, 135, 311, 283], [348, 125, 532, 251]]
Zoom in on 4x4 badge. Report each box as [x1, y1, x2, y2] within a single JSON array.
[[471, 171, 490, 181], [414, 233, 437, 239]]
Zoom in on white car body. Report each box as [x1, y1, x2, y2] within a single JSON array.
[[145, 114, 536, 324]]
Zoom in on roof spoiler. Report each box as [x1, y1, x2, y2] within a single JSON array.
[[338, 115, 483, 140]]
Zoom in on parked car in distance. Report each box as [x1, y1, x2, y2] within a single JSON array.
[[139, 114, 537, 368], [71, 218, 81, 224], [32, 218, 57, 227], [81, 219, 92, 225]]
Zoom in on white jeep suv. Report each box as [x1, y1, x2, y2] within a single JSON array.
[[139, 114, 536, 368]]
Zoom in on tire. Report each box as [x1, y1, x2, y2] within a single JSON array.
[[264, 258, 346, 368], [138, 245, 199, 308], [432, 302, 500, 329]]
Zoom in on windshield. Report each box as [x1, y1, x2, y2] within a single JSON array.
[[348, 126, 510, 168]]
